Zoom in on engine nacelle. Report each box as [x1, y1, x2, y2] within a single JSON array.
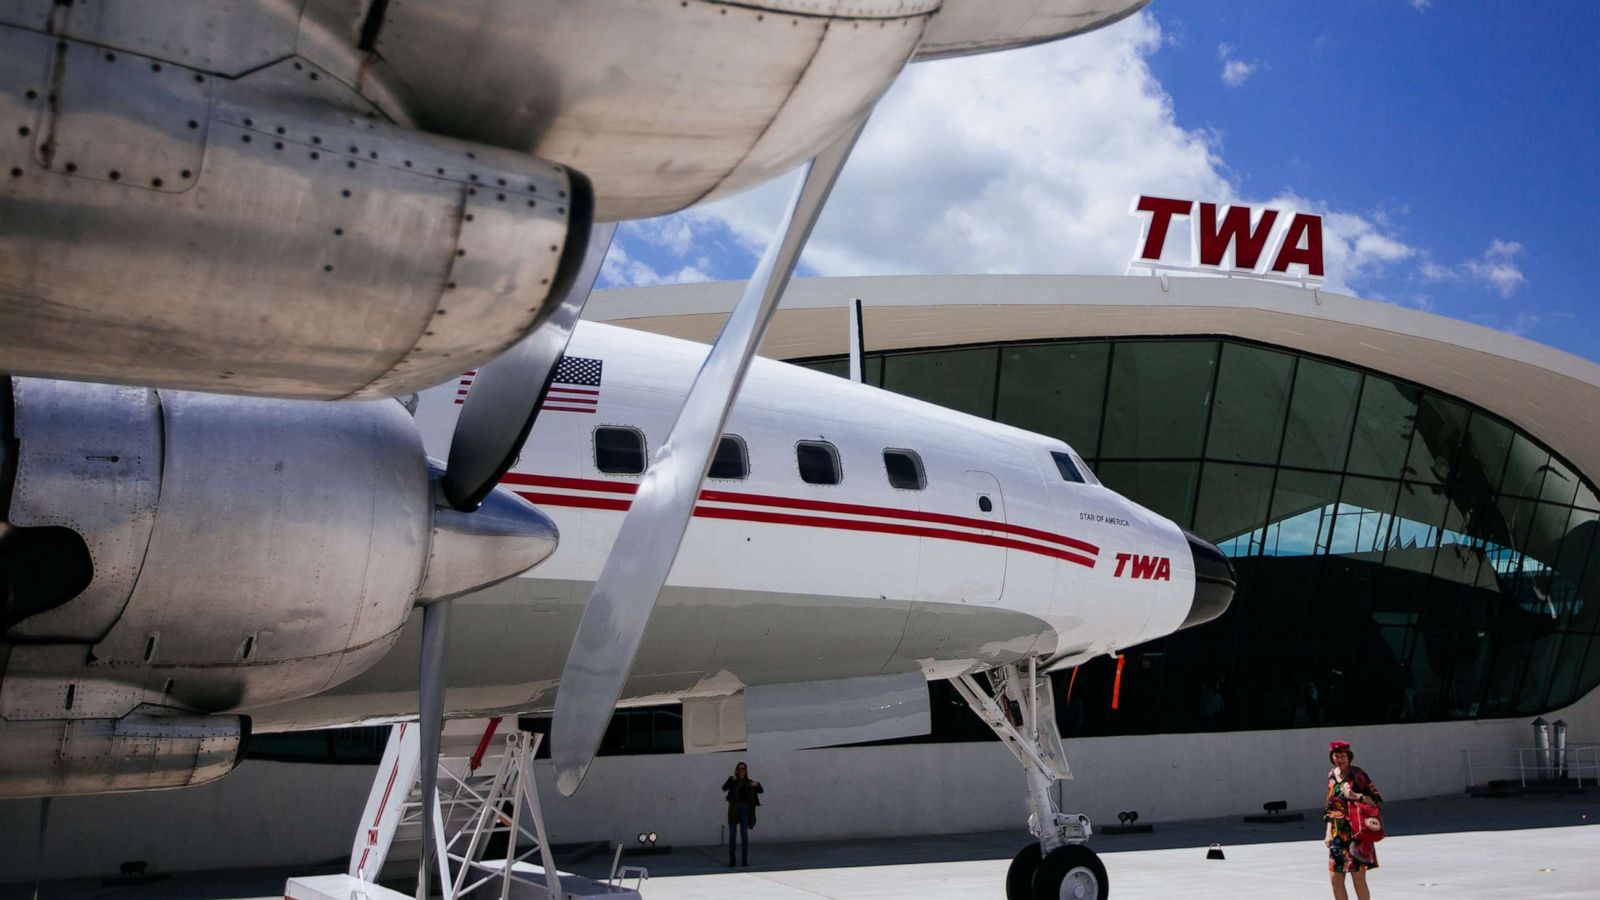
[[0, 26, 591, 400], [0, 377, 556, 788], [0, 707, 247, 799]]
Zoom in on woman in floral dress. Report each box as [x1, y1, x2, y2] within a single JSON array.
[[1324, 739, 1383, 900]]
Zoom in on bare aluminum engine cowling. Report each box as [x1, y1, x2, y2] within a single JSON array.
[[0, 378, 558, 797], [0, 706, 247, 798], [0, 25, 592, 400]]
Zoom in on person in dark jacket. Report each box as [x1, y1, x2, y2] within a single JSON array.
[[721, 761, 763, 867]]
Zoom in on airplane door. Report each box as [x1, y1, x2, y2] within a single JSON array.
[[956, 470, 1007, 604]]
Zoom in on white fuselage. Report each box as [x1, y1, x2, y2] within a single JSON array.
[[251, 322, 1193, 731]]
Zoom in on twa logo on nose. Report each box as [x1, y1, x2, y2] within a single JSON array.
[[1130, 195, 1324, 281], [1114, 552, 1171, 581]]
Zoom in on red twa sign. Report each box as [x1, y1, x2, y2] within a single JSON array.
[[1130, 195, 1324, 281]]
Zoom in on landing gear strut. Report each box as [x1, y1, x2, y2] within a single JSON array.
[[952, 660, 1108, 900]]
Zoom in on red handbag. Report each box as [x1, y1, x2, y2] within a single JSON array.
[[1349, 800, 1384, 843]]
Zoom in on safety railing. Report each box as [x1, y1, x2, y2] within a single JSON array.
[[1463, 744, 1600, 789]]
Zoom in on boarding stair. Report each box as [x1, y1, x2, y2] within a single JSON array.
[[287, 718, 644, 900]]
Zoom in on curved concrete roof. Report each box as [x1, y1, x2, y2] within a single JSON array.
[[588, 274, 1600, 489]]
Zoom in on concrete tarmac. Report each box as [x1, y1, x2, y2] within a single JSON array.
[[4, 790, 1595, 899]]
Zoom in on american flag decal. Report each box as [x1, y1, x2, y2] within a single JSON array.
[[542, 356, 602, 413], [452, 370, 478, 405]]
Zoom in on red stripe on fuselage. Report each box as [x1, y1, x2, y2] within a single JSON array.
[[501, 473, 1099, 556]]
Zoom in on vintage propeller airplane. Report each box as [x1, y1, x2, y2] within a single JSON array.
[[0, 317, 1234, 898], [0, 1, 1230, 897]]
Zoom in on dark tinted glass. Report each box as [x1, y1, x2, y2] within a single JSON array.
[[1265, 469, 1341, 556], [1193, 463, 1275, 553], [1346, 377, 1419, 479], [1385, 482, 1449, 574], [1096, 460, 1200, 529], [1407, 393, 1468, 484], [884, 449, 926, 490], [1280, 359, 1360, 469], [882, 347, 997, 418], [1205, 343, 1293, 464], [1500, 433, 1550, 498], [1100, 341, 1218, 459], [709, 435, 748, 480], [595, 426, 646, 474], [797, 441, 841, 485], [997, 343, 1109, 457], [1051, 451, 1085, 484]]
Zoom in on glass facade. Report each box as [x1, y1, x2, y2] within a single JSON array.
[[800, 336, 1600, 736]]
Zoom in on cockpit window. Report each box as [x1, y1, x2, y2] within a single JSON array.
[[1051, 451, 1086, 484]]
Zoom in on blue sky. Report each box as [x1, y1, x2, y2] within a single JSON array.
[[599, 2, 1600, 364]]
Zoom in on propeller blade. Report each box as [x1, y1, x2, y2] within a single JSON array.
[[415, 599, 453, 900], [440, 219, 617, 512], [550, 117, 870, 797]]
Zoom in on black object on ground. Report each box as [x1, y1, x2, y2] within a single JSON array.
[[1243, 799, 1305, 824]]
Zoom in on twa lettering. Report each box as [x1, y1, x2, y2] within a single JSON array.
[[1113, 552, 1171, 581], [1130, 195, 1323, 280]]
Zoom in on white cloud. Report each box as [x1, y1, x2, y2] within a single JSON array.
[[599, 242, 712, 288], [1418, 239, 1527, 298], [1464, 239, 1527, 297], [1217, 43, 1258, 87], [1411, 0, 1432, 11], [635, 13, 1414, 298]]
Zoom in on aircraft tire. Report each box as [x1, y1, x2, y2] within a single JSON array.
[[1032, 844, 1108, 900], [1005, 843, 1042, 900]]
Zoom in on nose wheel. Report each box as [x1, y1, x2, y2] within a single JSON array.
[[1007, 844, 1108, 900], [1034, 845, 1108, 899]]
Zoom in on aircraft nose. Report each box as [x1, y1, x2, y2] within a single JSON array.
[[1179, 528, 1235, 631]]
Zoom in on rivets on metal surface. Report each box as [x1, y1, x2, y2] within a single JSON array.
[[456, 249, 466, 257], [8, 168, 20, 178], [273, 141, 283, 150], [369, 151, 378, 159], [467, 151, 477, 160], [309, 72, 319, 80], [241, 134, 251, 143], [496, 178, 506, 187], [341, 189, 351, 197], [348, 145, 358, 154], [151, 63, 162, 72], [347, 160, 356, 168], [293, 62, 303, 70], [150, 177, 163, 187], [465, 213, 475, 222], [108, 170, 120, 181], [181, 169, 192, 178], [548, 245, 558, 252], [244, 118, 254, 127], [557, 207, 566, 215], [187, 119, 199, 129], [467, 187, 477, 196], [24, 89, 36, 100], [334, 227, 344, 236], [469, 173, 479, 182], [443, 285, 455, 292], [404, 160, 413, 167], [193, 74, 204, 83], [64, 162, 77, 172], [16, 126, 28, 136], [323, 264, 334, 272], [527, 200, 536, 208], [436, 167, 444, 175], [104, 52, 116, 62], [276, 126, 286, 135]]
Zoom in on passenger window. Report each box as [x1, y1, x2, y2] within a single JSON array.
[[1051, 450, 1086, 484], [595, 426, 646, 474], [796, 441, 841, 486], [709, 435, 749, 480], [883, 449, 926, 490]]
